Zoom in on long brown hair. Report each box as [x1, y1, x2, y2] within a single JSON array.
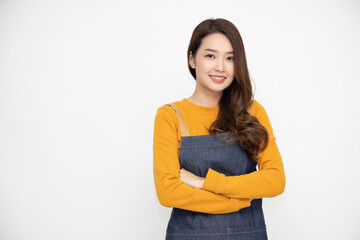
[[187, 18, 268, 162]]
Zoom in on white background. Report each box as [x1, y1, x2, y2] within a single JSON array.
[[1, 0, 359, 239]]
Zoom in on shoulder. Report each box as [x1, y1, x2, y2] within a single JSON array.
[[155, 101, 181, 116], [251, 100, 272, 126], [154, 101, 181, 126], [154, 102, 183, 141], [251, 99, 266, 118], [251, 100, 275, 135]]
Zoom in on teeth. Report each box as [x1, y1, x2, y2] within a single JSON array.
[[211, 76, 225, 80]]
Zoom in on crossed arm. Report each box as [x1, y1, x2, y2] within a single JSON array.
[[179, 103, 286, 200], [153, 107, 251, 214], [153, 103, 285, 214]]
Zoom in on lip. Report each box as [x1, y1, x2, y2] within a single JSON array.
[[209, 75, 226, 83]]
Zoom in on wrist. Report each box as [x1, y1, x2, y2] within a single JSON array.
[[198, 178, 205, 189]]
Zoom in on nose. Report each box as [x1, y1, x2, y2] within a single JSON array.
[[215, 59, 225, 72]]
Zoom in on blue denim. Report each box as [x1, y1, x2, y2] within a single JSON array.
[[166, 132, 267, 240]]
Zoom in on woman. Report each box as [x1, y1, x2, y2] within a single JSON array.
[[153, 18, 286, 240]]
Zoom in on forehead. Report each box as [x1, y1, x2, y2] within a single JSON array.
[[199, 33, 233, 52]]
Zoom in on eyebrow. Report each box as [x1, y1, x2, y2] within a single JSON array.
[[204, 48, 234, 54]]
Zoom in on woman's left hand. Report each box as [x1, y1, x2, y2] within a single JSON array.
[[179, 168, 205, 189]]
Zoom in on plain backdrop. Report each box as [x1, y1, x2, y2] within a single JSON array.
[[0, 0, 359, 239]]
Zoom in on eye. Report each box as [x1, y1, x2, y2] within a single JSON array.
[[205, 54, 214, 59], [227, 56, 234, 61]]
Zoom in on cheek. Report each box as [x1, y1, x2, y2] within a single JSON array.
[[197, 61, 213, 74], [228, 65, 235, 76]]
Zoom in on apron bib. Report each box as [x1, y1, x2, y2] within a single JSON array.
[[165, 103, 267, 240]]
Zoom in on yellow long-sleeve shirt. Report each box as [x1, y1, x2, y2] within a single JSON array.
[[153, 98, 286, 214]]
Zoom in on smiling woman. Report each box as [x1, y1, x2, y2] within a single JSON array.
[[188, 33, 235, 94], [153, 18, 285, 240]]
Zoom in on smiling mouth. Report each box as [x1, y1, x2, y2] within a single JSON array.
[[210, 75, 226, 80], [209, 75, 226, 82]]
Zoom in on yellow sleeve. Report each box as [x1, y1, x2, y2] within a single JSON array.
[[153, 105, 251, 214], [202, 102, 286, 199]]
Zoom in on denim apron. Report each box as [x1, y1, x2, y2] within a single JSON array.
[[164, 103, 267, 240]]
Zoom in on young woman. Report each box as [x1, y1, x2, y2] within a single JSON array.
[[153, 18, 286, 240]]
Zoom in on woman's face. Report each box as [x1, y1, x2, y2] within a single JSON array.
[[189, 33, 235, 95]]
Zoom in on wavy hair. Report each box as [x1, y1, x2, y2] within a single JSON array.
[[187, 18, 269, 162]]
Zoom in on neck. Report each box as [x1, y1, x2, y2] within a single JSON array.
[[187, 86, 222, 108]]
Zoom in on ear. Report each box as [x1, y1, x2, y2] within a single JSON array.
[[189, 51, 196, 69]]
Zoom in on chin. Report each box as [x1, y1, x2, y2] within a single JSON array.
[[210, 83, 231, 91], [208, 86, 227, 93]]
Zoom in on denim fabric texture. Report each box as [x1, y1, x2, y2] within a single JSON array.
[[166, 132, 267, 240]]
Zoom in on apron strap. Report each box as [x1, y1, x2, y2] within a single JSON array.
[[165, 103, 190, 137]]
